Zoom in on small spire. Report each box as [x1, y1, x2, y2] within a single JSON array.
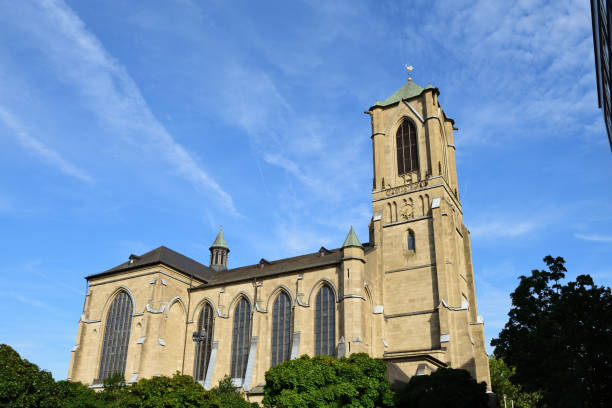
[[342, 225, 363, 248], [210, 226, 229, 251]]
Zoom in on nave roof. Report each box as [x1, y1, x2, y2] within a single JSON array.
[[86, 245, 216, 283]]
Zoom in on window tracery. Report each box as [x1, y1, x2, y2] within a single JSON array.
[[98, 291, 132, 382], [314, 285, 335, 356], [270, 291, 292, 367], [396, 120, 418, 175], [230, 297, 251, 380], [193, 303, 214, 381]]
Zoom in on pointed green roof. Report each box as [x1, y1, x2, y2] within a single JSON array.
[[372, 80, 434, 108], [210, 227, 229, 251], [342, 226, 363, 248]]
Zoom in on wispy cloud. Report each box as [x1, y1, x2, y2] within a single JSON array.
[[13, 294, 54, 311], [0, 106, 93, 183], [263, 153, 319, 188], [574, 233, 612, 243], [12, 0, 238, 215], [469, 219, 538, 239], [413, 0, 597, 146]]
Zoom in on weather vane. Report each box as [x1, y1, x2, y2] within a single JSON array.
[[405, 64, 413, 81]]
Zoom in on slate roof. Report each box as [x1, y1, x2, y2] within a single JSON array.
[[86, 246, 216, 283], [192, 243, 375, 289], [371, 81, 437, 108], [87, 242, 376, 288], [193, 247, 345, 289]]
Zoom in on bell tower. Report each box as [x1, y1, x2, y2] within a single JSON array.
[[209, 227, 229, 271], [365, 77, 490, 387]]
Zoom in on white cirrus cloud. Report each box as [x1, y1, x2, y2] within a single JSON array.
[[8, 0, 238, 215], [574, 233, 612, 243], [0, 106, 93, 183], [468, 220, 538, 239]]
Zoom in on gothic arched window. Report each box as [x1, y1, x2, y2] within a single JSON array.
[[396, 119, 418, 175], [98, 291, 132, 381], [193, 303, 214, 381], [407, 230, 416, 251], [314, 284, 335, 356], [230, 297, 251, 380], [270, 291, 292, 367]]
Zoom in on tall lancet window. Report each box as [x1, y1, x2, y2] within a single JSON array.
[[193, 303, 214, 381], [98, 291, 132, 381], [314, 284, 335, 356], [230, 297, 251, 381], [396, 119, 418, 175], [270, 291, 292, 367]]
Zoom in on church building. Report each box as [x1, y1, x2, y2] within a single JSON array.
[[67, 79, 491, 398]]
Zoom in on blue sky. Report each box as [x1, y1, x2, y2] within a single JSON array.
[[1, 0, 610, 380]]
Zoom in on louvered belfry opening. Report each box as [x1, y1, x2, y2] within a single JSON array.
[[396, 119, 418, 175], [230, 297, 251, 380], [97, 291, 132, 382], [314, 284, 335, 356], [270, 291, 292, 367], [193, 303, 214, 381]]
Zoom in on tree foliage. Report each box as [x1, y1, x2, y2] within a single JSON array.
[[488, 357, 541, 408], [0, 344, 258, 408], [0, 344, 58, 408], [395, 368, 488, 408], [121, 373, 208, 408], [202, 375, 259, 408], [491, 255, 612, 407], [263, 353, 394, 408]]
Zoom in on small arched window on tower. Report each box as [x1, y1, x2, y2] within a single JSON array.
[[98, 291, 132, 382], [396, 119, 418, 175], [407, 230, 416, 252]]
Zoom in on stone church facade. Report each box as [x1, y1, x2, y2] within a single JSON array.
[[67, 80, 491, 398]]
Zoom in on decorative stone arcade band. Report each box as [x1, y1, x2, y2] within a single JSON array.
[[384, 179, 429, 197]]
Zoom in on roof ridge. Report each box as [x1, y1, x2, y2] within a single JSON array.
[[226, 247, 341, 272], [371, 80, 435, 108]]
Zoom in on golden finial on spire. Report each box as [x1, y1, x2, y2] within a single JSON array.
[[405, 64, 413, 81]]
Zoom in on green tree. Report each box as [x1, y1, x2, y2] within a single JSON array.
[[263, 353, 394, 408], [99, 373, 130, 407], [120, 372, 207, 408], [395, 368, 488, 408], [54, 380, 104, 408], [202, 375, 259, 408], [0, 344, 59, 408], [491, 256, 612, 407], [488, 357, 541, 408]]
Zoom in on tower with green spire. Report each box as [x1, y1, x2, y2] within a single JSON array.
[[209, 227, 229, 271], [342, 225, 363, 248]]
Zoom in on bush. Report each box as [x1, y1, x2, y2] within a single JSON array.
[[122, 372, 207, 408], [54, 380, 104, 408], [395, 368, 489, 408], [202, 375, 259, 408], [0, 344, 258, 408], [263, 353, 394, 408]]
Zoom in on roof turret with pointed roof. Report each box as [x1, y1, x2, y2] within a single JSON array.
[[210, 227, 229, 252], [209, 227, 229, 271], [342, 226, 363, 248]]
